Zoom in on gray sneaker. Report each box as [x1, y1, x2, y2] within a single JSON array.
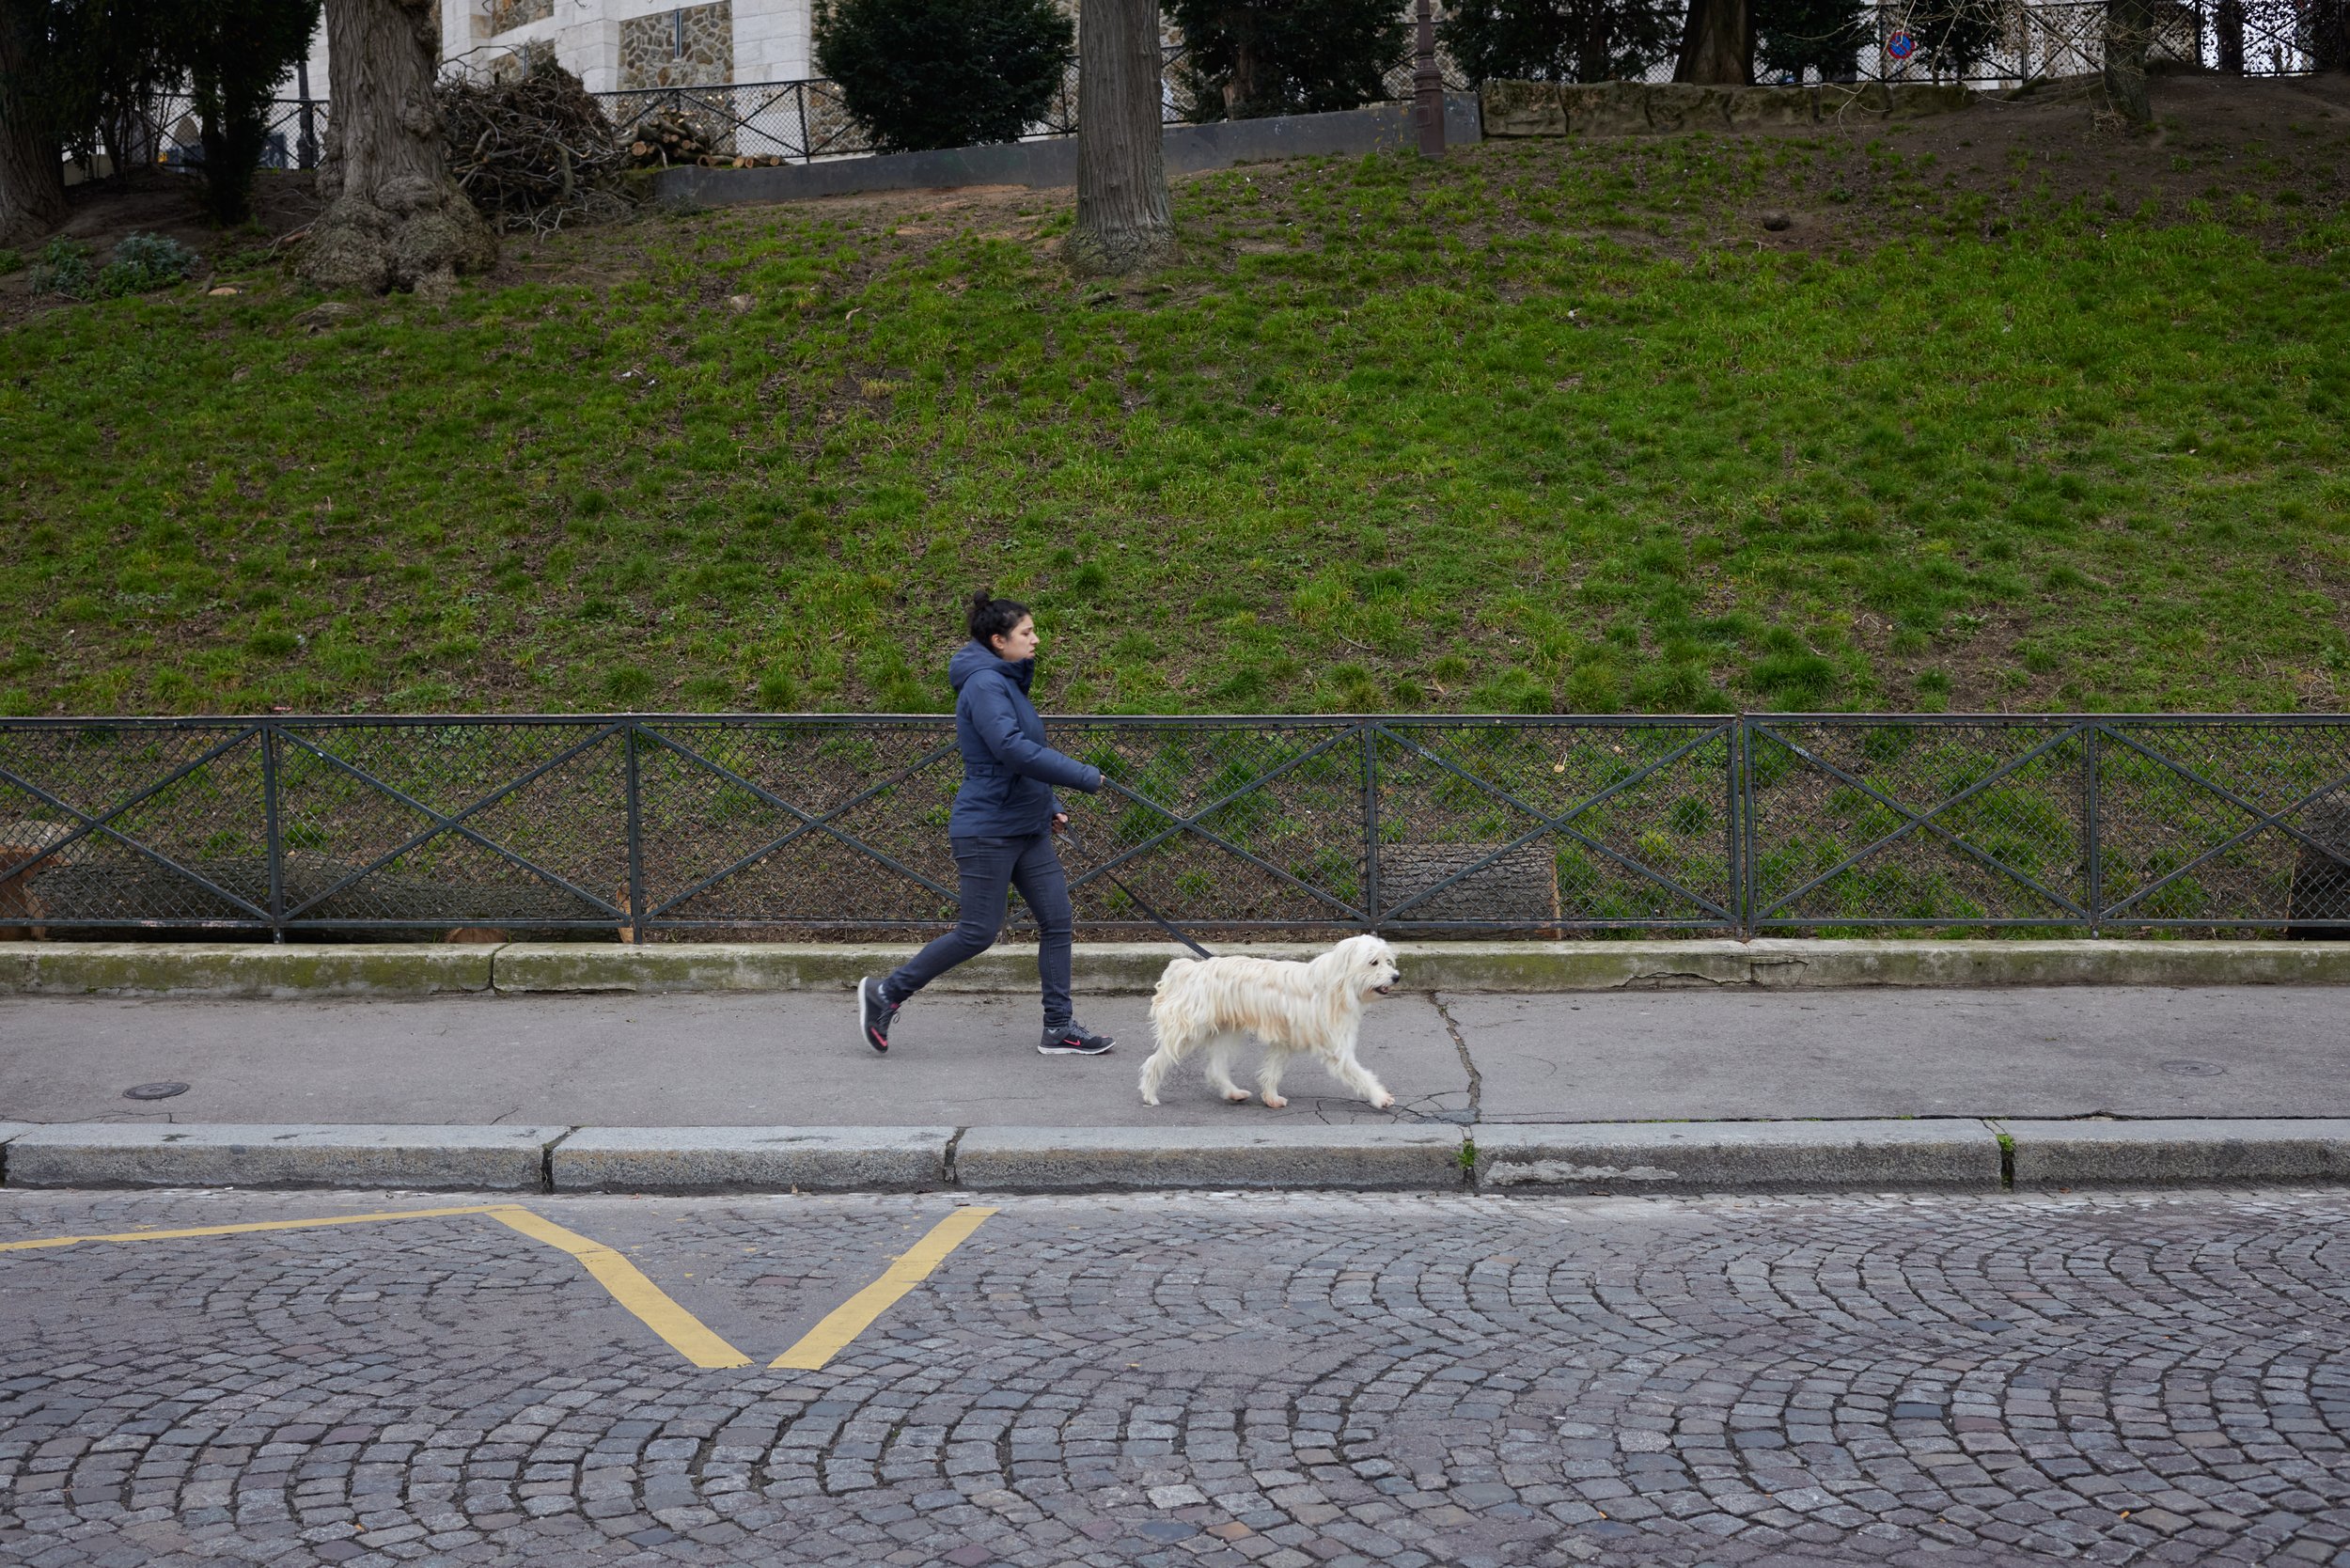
[[860, 977, 900, 1054], [1039, 1023, 1114, 1056]]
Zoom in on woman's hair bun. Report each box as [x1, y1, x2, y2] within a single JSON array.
[[965, 588, 1031, 645]]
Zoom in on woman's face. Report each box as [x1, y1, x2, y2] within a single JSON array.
[[991, 616, 1040, 662]]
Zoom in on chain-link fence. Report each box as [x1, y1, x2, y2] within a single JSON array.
[[133, 94, 330, 172], [4, 715, 2345, 941]]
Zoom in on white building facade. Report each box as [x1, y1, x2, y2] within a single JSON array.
[[277, 0, 818, 112], [446, 0, 818, 92]]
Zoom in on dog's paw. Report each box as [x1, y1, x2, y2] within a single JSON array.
[[1372, 1091, 1396, 1109], [1139, 1092, 1160, 1106], [1261, 1093, 1288, 1109], [1224, 1090, 1251, 1104]]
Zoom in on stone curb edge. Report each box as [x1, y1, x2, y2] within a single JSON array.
[[2, 1120, 2345, 1195], [8, 938, 2350, 998]]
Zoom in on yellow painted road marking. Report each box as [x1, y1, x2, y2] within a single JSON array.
[[485, 1207, 751, 1369], [0, 1203, 750, 1369], [0, 1205, 509, 1252], [771, 1206, 996, 1371]]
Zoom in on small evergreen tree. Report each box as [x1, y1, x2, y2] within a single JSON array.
[[814, 0, 1073, 152], [180, 0, 321, 223], [1437, 0, 1681, 84], [1167, 0, 1405, 119], [1752, 0, 1865, 79]]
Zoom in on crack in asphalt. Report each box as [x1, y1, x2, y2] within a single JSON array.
[[1431, 994, 1480, 1124]]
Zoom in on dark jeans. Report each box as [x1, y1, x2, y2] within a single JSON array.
[[883, 831, 1074, 1027]]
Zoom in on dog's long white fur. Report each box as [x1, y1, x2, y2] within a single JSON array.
[[1138, 934, 1402, 1109]]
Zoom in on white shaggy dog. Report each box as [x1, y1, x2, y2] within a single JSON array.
[[1138, 934, 1403, 1109]]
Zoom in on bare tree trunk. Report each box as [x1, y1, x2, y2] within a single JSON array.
[[2215, 0, 2244, 71], [2102, 0, 2151, 124], [1222, 33, 1262, 118], [2314, 0, 2350, 70], [1673, 0, 1753, 83], [1065, 0, 1173, 275], [0, 0, 67, 244], [1574, 2, 1613, 81], [301, 0, 495, 295]]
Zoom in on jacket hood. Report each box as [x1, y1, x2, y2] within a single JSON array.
[[949, 640, 1033, 694]]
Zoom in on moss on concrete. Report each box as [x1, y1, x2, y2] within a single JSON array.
[[8, 938, 2349, 998], [0, 943, 497, 996]]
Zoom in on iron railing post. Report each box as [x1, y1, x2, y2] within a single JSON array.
[[1731, 715, 1748, 939], [2086, 721, 2103, 934], [295, 63, 318, 170], [262, 720, 285, 942], [1362, 720, 1380, 933], [625, 720, 646, 943]]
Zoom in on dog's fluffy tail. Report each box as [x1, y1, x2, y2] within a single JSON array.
[[1152, 956, 1202, 1004], [1148, 956, 1203, 1043]]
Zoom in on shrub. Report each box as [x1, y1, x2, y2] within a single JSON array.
[[103, 233, 202, 293], [29, 240, 97, 299], [1754, 0, 1869, 79], [30, 234, 201, 301], [1169, 0, 1407, 118], [1436, 0, 1680, 84], [813, 0, 1072, 152]]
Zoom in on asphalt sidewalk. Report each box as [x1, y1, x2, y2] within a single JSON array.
[[5, 984, 2348, 1128]]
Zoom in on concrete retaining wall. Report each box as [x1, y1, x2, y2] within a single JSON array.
[[654, 94, 1483, 208], [8, 938, 2349, 998], [1480, 79, 1976, 137]]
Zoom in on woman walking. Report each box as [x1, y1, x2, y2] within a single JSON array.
[[858, 591, 1116, 1057]]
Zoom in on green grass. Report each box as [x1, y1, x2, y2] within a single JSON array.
[[4, 113, 2347, 717]]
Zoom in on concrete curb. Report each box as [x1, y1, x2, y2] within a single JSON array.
[[1999, 1118, 2350, 1187], [552, 1126, 953, 1192], [1475, 1120, 2003, 1193], [0, 1122, 563, 1190], [0, 943, 498, 997], [953, 1123, 1467, 1191], [11, 938, 2350, 998], [4, 1120, 2350, 1194]]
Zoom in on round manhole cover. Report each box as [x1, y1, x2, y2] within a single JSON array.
[[122, 1082, 190, 1101], [2158, 1059, 2225, 1077]]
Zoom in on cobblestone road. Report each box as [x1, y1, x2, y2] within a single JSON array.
[[2, 1188, 2346, 1568]]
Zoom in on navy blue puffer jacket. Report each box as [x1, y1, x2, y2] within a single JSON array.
[[948, 640, 1103, 838]]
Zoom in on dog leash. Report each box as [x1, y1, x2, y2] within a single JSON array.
[[1053, 823, 1217, 961]]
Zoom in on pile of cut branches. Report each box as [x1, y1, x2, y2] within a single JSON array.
[[440, 63, 635, 231]]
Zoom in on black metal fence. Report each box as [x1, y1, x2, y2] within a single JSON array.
[[3, 715, 2347, 941], [591, 45, 1204, 167]]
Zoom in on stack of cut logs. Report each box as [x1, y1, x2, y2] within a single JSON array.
[[625, 108, 715, 166]]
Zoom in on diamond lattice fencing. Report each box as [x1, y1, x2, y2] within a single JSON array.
[[2, 715, 2346, 940]]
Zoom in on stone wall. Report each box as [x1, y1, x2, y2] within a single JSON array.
[[619, 1, 735, 88], [487, 0, 554, 37], [1480, 79, 1976, 136]]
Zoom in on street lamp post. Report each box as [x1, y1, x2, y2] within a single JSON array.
[[1414, 0, 1444, 159]]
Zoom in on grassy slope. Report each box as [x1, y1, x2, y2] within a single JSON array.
[[4, 81, 2348, 719]]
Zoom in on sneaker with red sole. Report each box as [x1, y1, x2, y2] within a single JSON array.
[[1039, 1023, 1114, 1056], [859, 977, 901, 1054]]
